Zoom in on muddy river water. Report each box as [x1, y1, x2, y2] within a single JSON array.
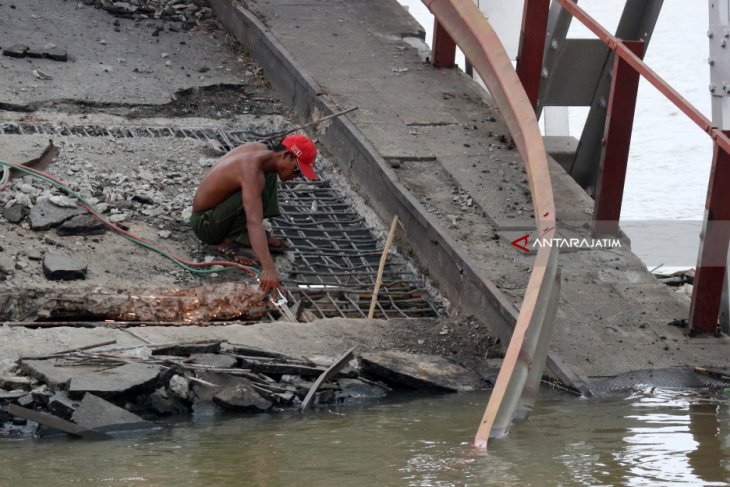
[[2, 387, 730, 486]]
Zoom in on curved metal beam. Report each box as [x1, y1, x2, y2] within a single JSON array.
[[422, 0, 558, 448]]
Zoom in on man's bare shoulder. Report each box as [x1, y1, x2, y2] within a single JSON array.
[[229, 142, 269, 157], [217, 142, 270, 167]]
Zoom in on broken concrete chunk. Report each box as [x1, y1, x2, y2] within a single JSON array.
[[109, 1, 137, 14], [0, 390, 27, 400], [0, 375, 31, 390], [143, 387, 187, 416], [0, 256, 14, 276], [26, 48, 44, 58], [44, 48, 68, 62], [271, 392, 297, 406], [2, 204, 29, 223], [359, 351, 483, 392], [72, 393, 153, 433], [69, 363, 166, 398], [213, 380, 272, 412], [30, 198, 84, 230], [131, 193, 154, 205], [56, 214, 108, 236], [208, 139, 225, 155], [17, 393, 35, 408], [336, 378, 388, 401], [42, 253, 88, 281], [189, 353, 238, 369], [49, 195, 79, 208], [314, 389, 336, 405], [2, 44, 29, 58], [49, 392, 77, 419], [27, 250, 43, 261], [168, 374, 191, 402], [31, 387, 53, 407]]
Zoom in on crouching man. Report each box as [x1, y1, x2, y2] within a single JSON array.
[[190, 134, 317, 295]]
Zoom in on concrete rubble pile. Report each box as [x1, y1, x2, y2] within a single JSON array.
[[82, 0, 214, 28], [0, 143, 198, 236], [0, 340, 485, 438]]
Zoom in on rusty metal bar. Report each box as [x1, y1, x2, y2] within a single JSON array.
[[516, 0, 551, 110], [592, 40, 645, 235], [431, 19, 456, 68], [422, 0, 558, 448], [689, 134, 730, 335]]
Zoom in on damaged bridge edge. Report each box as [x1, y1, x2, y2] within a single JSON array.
[[210, 0, 584, 391]]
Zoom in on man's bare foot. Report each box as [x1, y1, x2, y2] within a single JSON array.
[[267, 234, 293, 252], [216, 241, 260, 266]]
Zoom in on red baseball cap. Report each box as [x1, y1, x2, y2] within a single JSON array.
[[282, 134, 318, 180]]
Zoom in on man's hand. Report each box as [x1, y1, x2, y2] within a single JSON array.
[[259, 267, 284, 296]]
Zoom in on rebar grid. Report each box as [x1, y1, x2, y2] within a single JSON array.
[[273, 180, 440, 319]]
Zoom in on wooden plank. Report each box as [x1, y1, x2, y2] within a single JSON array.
[[300, 346, 356, 412]]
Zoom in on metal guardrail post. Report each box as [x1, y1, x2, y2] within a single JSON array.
[[689, 137, 730, 335], [431, 20, 456, 68], [592, 40, 645, 235], [689, 1, 730, 335], [516, 0, 550, 111]]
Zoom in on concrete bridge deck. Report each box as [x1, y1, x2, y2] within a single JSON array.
[[217, 0, 730, 394]]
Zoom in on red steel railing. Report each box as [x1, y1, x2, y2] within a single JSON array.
[[545, 0, 730, 334]]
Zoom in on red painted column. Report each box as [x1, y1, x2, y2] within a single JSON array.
[[592, 41, 645, 235], [689, 134, 730, 335], [431, 19, 455, 68], [515, 0, 550, 111]]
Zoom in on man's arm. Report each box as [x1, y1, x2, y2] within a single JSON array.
[[240, 175, 282, 295]]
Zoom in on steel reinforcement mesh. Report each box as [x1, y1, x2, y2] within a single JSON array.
[[0, 122, 441, 320], [272, 180, 441, 320]]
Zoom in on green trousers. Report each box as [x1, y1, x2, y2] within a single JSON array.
[[189, 173, 280, 245]]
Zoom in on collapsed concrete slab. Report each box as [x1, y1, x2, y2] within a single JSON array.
[[359, 351, 484, 392], [189, 353, 238, 369], [20, 359, 102, 388], [68, 363, 166, 398], [7, 403, 109, 439], [71, 393, 154, 433]]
